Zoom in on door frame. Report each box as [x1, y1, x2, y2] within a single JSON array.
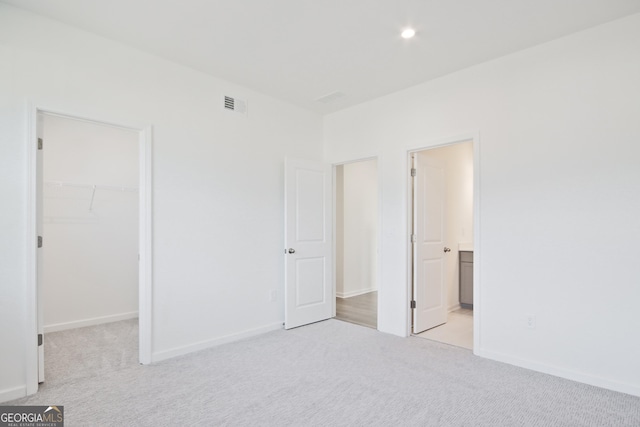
[[406, 133, 481, 352], [25, 105, 153, 395], [332, 156, 382, 327]]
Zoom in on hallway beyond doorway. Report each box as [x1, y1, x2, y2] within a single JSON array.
[[335, 291, 377, 329]]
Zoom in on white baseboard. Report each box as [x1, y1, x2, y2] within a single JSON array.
[[152, 321, 284, 363], [476, 347, 640, 398], [44, 311, 138, 333], [0, 386, 26, 403], [336, 288, 377, 299]]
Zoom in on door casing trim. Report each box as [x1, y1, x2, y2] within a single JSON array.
[[25, 103, 153, 395], [405, 132, 480, 353]]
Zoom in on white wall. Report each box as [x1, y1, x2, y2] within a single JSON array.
[[0, 4, 322, 401], [42, 114, 139, 332], [336, 160, 378, 298], [419, 142, 473, 310], [324, 14, 640, 396]]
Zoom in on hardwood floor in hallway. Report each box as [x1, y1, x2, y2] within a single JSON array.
[[335, 291, 377, 329]]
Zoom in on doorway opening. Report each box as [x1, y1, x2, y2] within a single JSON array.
[[334, 158, 379, 329], [409, 140, 474, 349], [27, 108, 152, 394]]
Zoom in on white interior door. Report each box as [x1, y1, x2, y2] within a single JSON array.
[[36, 112, 44, 383], [413, 151, 448, 334], [284, 158, 332, 329]]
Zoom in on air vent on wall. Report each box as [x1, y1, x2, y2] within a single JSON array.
[[223, 95, 248, 116]]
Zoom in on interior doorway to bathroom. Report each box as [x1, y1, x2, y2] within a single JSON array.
[[334, 158, 379, 329], [410, 141, 474, 349]]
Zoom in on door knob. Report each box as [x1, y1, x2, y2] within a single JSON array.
[[444, 247, 451, 253], [288, 248, 296, 254]]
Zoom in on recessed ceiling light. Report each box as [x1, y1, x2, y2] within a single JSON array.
[[401, 28, 416, 39]]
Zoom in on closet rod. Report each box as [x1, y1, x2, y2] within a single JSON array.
[[44, 180, 138, 192]]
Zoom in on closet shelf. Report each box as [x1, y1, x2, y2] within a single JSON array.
[[44, 180, 138, 193]]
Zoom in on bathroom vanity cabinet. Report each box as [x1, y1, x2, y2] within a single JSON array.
[[459, 251, 473, 308]]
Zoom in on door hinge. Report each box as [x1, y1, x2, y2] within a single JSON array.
[[410, 300, 416, 309], [37, 235, 43, 248], [411, 168, 416, 177], [38, 334, 43, 346], [38, 138, 43, 150], [411, 234, 417, 243]]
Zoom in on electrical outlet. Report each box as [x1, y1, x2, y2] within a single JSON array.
[[269, 290, 277, 302], [526, 315, 536, 329]]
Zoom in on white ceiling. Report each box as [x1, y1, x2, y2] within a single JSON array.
[[3, 0, 640, 114]]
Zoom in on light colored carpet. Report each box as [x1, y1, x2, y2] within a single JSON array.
[[42, 318, 139, 388], [9, 319, 640, 426]]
